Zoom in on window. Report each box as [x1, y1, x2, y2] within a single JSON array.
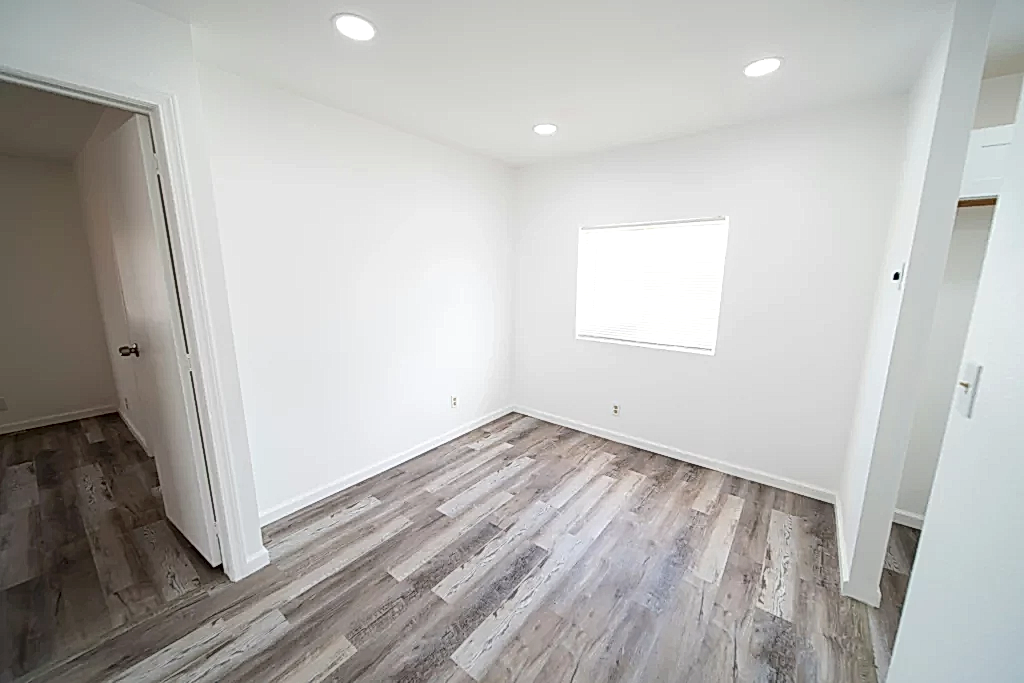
[[575, 217, 728, 354]]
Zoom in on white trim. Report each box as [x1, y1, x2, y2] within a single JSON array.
[[513, 405, 836, 504], [834, 496, 852, 586], [240, 546, 271, 577], [118, 410, 149, 453], [259, 407, 515, 526], [575, 334, 716, 356], [0, 64, 267, 581], [893, 508, 924, 530], [835, 495, 882, 607], [0, 405, 117, 435]]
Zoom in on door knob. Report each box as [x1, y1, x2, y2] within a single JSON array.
[[119, 343, 139, 357]]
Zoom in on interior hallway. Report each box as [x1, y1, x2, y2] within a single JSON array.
[[0, 414, 225, 679], [17, 413, 913, 683]]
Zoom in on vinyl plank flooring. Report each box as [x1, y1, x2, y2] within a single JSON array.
[[131, 520, 202, 601], [422, 443, 514, 494], [11, 413, 895, 683], [390, 491, 512, 581], [266, 495, 382, 561], [692, 493, 745, 585], [0, 506, 42, 589], [437, 457, 534, 517], [433, 499, 554, 604], [756, 509, 799, 622], [1, 461, 40, 512], [0, 415, 227, 683], [691, 469, 726, 514]]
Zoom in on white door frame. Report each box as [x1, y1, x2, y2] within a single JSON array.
[[0, 66, 269, 580]]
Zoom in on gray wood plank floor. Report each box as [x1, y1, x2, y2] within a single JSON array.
[[0, 415, 225, 680], [5, 413, 914, 682]]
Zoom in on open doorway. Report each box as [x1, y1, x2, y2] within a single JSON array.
[[0, 80, 227, 678], [864, 45, 1020, 682]]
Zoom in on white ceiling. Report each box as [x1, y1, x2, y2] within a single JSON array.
[[0, 81, 108, 161], [137, 1, 1023, 165]]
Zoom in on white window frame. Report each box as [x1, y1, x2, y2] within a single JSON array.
[[574, 216, 728, 355]]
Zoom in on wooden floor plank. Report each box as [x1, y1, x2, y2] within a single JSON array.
[[692, 493, 745, 585], [433, 499, 554, 604], [390, 491, 512, 581], [437, 458, 533, 517], [756, 509, 799, 622], [130, 520, 203, 601], [1, 461, 40, 513]]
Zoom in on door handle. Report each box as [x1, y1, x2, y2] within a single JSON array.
[[119, 343, 140, 357]]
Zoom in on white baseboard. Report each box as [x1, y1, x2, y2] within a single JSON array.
[[513, 405, 837, 505], [118, 410, 149, 453], [893, 508, 924, 530], [258, 406, 515, 526], [834, 496, 853, 587], [225, 546, 270, 582], [0, 405, 118, 435]]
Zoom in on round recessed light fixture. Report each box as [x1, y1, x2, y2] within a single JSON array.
[[744, 57, 781, 78], [334, 13, 376, 41], [533, 123, 558, 136]]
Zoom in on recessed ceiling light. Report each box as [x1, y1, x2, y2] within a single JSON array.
[[334, 14, 375, 41], [533, 123, 557, 136], [744, 57, 781, 78]]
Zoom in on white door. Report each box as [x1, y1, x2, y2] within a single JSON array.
[[104, 114, 221, 565]]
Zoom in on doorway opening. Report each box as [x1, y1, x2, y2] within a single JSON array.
[[0, 79, 227, 678], [866, 51, 1018, 682]]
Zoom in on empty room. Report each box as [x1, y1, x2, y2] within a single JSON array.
[[1, 0, 1022, 682]]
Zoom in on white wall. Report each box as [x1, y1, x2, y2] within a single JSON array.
[[196, 67, 514, 524], [837, 0, 991, 605], [0, 154, 117, 433], [975, 73, 1023, 128], [886, 89, 1024, 683], [0, 0, 268, 578], [510, 97, 907, 498], [896, 207, 991, 520]]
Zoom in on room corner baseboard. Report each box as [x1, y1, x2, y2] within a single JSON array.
[[893, 508, 924, 530], [0, 405, 118, 435], [512, 405, 836, 505], [258, 406, 515, 526]]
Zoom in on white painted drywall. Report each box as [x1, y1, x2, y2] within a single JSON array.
[[196, 66, 514, 523], [975, 73, 1023, 128], [0, 0, 267, 578], [0, 154, 117, 432], [896, 207, 991, 520], [510, 96, 907, 498], [837, 0, 991, 606], [886, 88, 1024, 683]]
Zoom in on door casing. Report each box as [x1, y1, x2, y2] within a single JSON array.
[[0, 65, 269, 580]]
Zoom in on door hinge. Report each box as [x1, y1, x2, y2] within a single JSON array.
[[152, 150, 162, 176], [185, 353, 193, 372]]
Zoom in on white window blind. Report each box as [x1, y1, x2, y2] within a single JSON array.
[[575, 217, 728, 353]]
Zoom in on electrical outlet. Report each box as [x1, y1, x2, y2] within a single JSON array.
[[0, 397, 7, 412], [612, 404, 620, 416], [451, 396, 458, 409]]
